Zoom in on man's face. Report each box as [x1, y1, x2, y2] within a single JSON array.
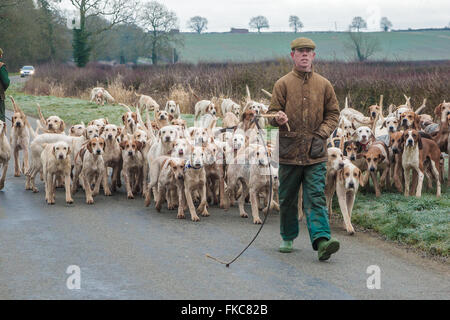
[[290, 48, 315, 71]]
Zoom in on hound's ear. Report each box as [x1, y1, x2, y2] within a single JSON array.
[[381, 120, 386, 129], [434, 104, 443, 119], [165, 101, 169, 109], [176, 104, 180, 113], [116, 127, 122, 137], [70, 126, 75, 134], [60, 120, 66, 132], [370, 132, 376, 142], [67, 146, 71, 155], [358, 169, 365, 187], [168, 114, 174, 122], [352, 123, 356, 130], [379, 153, 385, 162], [52, 145, 56, 156], [338, 169, 344, 182], [342, 142, 349, 156], [87, 140, 93, 153], [122, 114, 126, 124], [99, 126, 105, 136], [104, 118, 109, 125], [418, 135, 423, 150], [100, 138, 106, 150], [136, 141, 143, 151], [414, 114, 421, 130], [119, 140, 127, 150]]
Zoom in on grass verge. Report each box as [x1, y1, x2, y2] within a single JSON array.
[[5, 82, 197, 127]]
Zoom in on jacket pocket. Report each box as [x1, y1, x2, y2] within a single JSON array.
[[309, 135, 326, 159], [277, 131, 300, 160]]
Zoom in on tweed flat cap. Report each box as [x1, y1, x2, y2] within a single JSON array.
[[290, 37, 316, 50]]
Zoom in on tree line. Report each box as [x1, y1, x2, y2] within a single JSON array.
[[0, 0, 397, 70]]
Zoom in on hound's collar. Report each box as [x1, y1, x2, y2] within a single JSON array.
[[360, 141, 370, 152], [184, 160, 202, 171]]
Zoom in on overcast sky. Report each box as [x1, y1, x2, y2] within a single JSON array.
[[58, 0, 450, 32]]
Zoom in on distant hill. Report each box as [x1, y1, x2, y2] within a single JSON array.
[[177, 30, 450, 63]]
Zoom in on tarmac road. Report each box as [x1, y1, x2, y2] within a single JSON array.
[[0, 91, 448, 299]]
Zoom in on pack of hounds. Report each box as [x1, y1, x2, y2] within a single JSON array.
[[1, 87, 449, 235]]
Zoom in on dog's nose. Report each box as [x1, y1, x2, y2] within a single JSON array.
[[339, 162, 344, 168], [393, 148, 398, 154], [178, 174, 183, 180], [96, 150, 101, 154], [350, 156, 356, 161], [16, 122, 21, 127], [348, 182, 355, 189], [108, 134, 113, 139], [128, 151, 133, 156], [59, 154, 64, 159], [165, 136, 170, 142], [389, 127, 394, 132], [370, 167, 375, 172], [402, 119, 407, 124], [48, 124, 53, 128], [372, 112, 376, 117], [362, 135, 367, 140]]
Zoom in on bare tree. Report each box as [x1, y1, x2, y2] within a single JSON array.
[[187, 16, 208, 34], [289, 15, 303, 33], [380, 17, 392, 32], [68, 0, 138, 67], [345, 31, 381, 62], [249, 16, 269, 33], [139, 1, 180, 65], [349, 16, 367, 32]]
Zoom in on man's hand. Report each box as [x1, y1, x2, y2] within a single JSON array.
[[0, 63, 4, 68], [275, 111, 288, 125]]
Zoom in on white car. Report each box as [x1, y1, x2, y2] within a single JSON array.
[[20, 65, 35, 77]]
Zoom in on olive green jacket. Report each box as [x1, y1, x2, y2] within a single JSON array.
[[268, 67, 340, 165], [0, 60, 10, 100]]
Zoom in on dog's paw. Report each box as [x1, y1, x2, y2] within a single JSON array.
[[191, 215, 200, 222], [201, 210, 210, 217], [66, 198, 74, 204], [0, 182, 4, 190], [240, 213, 248, 218], [104, 190, 112, 196], [127, 193, 134, 199], [253, 217, 262, 224], [86, 198, 94, 204], [177, 212, 186, 219], [32, 188, 39, 193]]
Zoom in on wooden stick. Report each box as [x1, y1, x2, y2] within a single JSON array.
[[260, 114, 291, 131]]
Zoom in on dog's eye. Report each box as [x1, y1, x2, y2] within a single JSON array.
[[345, 173, 350, 176]]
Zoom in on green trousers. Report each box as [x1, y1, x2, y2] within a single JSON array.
[[279, 162, 331, 250], [0, 99, 4, 122]]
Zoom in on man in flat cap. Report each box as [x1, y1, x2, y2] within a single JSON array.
[[268, 37, 340, 261], [0, 48, 10, 122]]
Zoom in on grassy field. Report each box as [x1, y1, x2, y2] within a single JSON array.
[[179, 30, 450, 63], [6, 81, 450, 258], [6, 82, 197, 127]]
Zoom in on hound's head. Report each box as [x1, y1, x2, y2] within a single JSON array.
[[122, 112, 137, 130], [339, 118, 355, 138], [389, 131, 404, 154], [206, 103, 217, 116], [87, 137, 105, 155], [403, 129, 422, 149], [189, 146, 205, 169], [46, 115, 65, 133], [434, 102, 450, 121], [70, 123, 86, 137], [368, 104, 381, 120], [338, 161, 364, 190], [159, 125, 178, 144], [103, 124, 120, 141], [327, 147, 345, 171], [232, 103, 241, 118], [245, 102, 261, 115], [249, 144, 269, 167], [12, 112, 25, 129], [172, 138, 190, 157], [231, 132, 245, 151], [190, 127, 210, 146], [120, 139, 143, 157], [400, 111, 420, 129], [381, 116, 398, 133], [165, 100, 178, 115], [133, 129, 148, 143], [52, 141, 71, 160], [168, 158, 186, 180], [395, 107, 410, 120], [171, 118, 187, 129], [84, 125, 100, 140], [156, 110, 171, 121], [343, 140, 360, 161], [95, 91, 104, 105], [353, 126, 374, 144], [88, 118, 109, 131], [363, 145, 385, 172]]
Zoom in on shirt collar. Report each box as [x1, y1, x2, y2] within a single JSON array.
[[292, 66, 314, 80]]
